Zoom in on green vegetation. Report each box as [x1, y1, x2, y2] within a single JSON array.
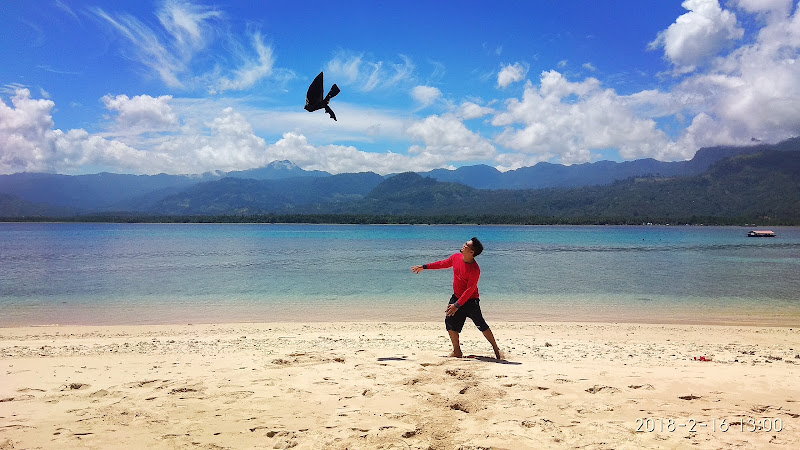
[[2, 149, 798, 225]]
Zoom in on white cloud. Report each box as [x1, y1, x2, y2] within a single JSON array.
[[1, 89, 271, 175], [0, 89, 57, 173], [582, 62, 597, 72], [492, 0, 800, 166], [675, 112, 738, 151], [492, 71, 686, 164], [543, 0, 800, 160], [325, 53, 363, 84], [55, 0, 80, 21], [157, 0, 220, 55], [150, 107, 272, 172], [497, 62, 528, 88], [411, 85, 442, 107], [214, 31, 276, 93], [0, 88, 152, 174], [733, 0, 793, 15], [592, 0, 800, 160], [10, 0, 800, 177], [649, 0, 744, 73], [232, 100, 410, 146], [456, 101, 493, 120], [102, 94, 179, 130], [639, 2, 800, 144], [0, 88, 451, 176], [91, 7, 187, 88], [93, 1, 282, 93], [266, 132, 446, 175], [325, 51, 415, 92], [406, 115, 496, 161]]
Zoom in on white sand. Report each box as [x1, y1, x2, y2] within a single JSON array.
[[2, 322, 799, 449]]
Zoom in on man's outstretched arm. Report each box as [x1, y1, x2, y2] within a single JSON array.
[[411, 257, 453, 274]]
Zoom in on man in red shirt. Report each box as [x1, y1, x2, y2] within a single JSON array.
[[411, 237, 502, 359]]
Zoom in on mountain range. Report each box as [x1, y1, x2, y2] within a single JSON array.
[[1, 138, 798, 223]]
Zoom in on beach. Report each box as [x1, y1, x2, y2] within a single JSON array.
[[2, 322, 799, 449]]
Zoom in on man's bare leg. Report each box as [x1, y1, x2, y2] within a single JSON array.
[[447, 330, 463, 357], [482, 328, 503, 360]]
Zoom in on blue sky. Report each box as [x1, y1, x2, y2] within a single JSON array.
[[2, 0, 799, 175]]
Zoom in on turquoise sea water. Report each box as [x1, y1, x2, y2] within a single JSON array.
[[1, 223, 799, 326]]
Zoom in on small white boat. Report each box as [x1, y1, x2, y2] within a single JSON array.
[[748, 230, 776, 237]]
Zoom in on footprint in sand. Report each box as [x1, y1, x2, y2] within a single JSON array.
[[449, 402, 471, 413], [403, 377, 422, 386], [419, 362, 444, 367], [0, 395, 35, 402], [166, 383, 206, 400], [444, 369, 472, 380], [17, 388, 46, 393], [585, 385, 620, 394], [214, 390, 255, 404], [271, 353, 345, 367], [169, 387, 198, 394], [124, 379, 161, 389], [89, 389, 111, 398], [751, 405, 774, 413], [59, 383, 89, 391]]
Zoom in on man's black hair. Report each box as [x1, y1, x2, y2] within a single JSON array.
[[471, 237, 483, 256]]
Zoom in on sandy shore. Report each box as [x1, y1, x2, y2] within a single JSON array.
[[2, 322, 799, 449]]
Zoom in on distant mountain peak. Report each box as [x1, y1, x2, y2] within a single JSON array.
[[266, 160, 301, 170], [226, 160, 329, 180]]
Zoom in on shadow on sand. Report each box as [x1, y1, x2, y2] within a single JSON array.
[[465, 355, 522, 365], [376, 355, 521, 365]]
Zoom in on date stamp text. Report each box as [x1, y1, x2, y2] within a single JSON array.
[[635, 417, 783, 433]]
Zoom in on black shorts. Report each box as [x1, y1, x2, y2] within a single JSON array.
[[445, 294, 490, 333]]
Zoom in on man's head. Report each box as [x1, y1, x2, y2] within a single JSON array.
[[462, 237, 483, 257], [470, 237, 483, 256]]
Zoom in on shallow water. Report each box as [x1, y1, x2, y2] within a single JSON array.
[[1, 223, 798, 326]]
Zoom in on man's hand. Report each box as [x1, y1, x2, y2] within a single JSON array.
[[445, 303, 459, 316], [410, 265, 424, 274]]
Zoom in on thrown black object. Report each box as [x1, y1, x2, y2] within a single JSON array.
[[304, 72, 340, 121]]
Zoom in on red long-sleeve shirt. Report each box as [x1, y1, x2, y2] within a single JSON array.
[[424, 253, 480, 307]]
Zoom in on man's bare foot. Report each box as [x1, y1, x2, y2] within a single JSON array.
[[494, 349, 504, 360], [449, 351, 463, 358]]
